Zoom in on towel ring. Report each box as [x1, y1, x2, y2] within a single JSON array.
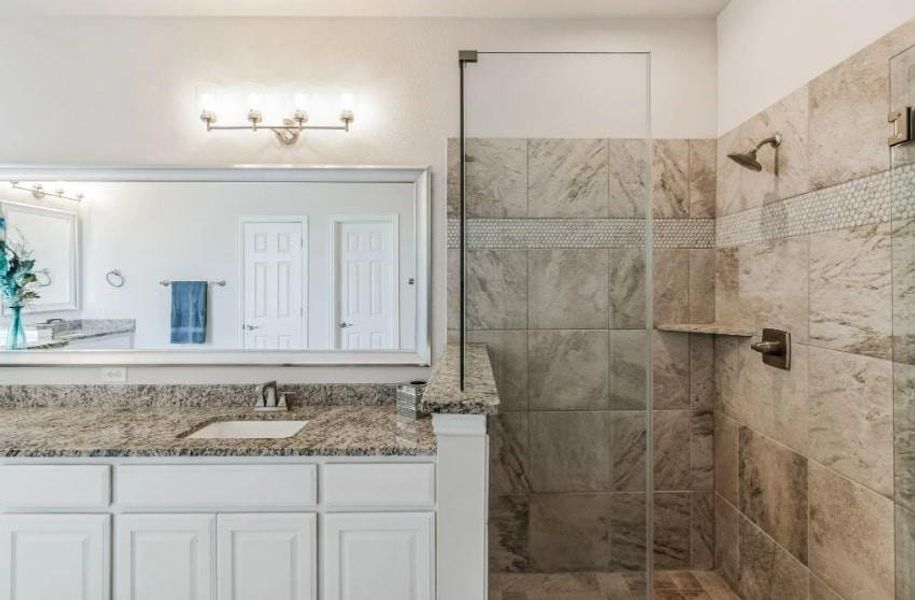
[[106, 269, 125, 288], [35, 271, 52, 287]]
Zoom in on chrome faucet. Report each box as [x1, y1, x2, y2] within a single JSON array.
[[254, 381, 287, 412]]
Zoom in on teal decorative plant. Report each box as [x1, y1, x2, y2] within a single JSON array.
[[0, 231, 41, 308], [0, 218, 43, 349]]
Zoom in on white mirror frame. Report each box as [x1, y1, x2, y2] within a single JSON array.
[[1, 201, 80, 314], [0, 165, 431, 366]]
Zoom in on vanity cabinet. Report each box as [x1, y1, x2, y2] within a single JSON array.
[[115, 514, 216, 600], [323, 513, 434, 600], [115, 513, 317, 600], [65, 334, 134, 350], [0, 514, 110, 600], [0, 461, 438, 600], [216, 514, 317, 600]]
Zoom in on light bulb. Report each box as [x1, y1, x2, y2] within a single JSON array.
[[199, 93, 216, 112], [339, 92, 356, 113], [292, 91, 309, 123], [339, 92, 356, 127], [293, 92, 309, 112], [196, 84, 221, 125]]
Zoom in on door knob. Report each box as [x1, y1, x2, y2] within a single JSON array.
[[243, 324, 259, 331], [339, 322, 353, 328]]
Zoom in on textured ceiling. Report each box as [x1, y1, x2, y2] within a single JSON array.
[[5, 0, 730, 19]]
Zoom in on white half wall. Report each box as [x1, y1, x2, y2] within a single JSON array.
[[718, 0, 915, 134]]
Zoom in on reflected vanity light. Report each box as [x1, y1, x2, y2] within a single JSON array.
[[198, 86, 356, 146], [9, 181, 83, 203]]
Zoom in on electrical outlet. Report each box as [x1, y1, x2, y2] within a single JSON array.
[[100, 366, 127, 383]]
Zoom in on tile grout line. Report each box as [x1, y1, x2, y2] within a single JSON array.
[[716, 490, 853, 600], [718, 399, 896, 502]]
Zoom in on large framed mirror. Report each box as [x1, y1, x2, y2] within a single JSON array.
[[0, 165, 430, 365]]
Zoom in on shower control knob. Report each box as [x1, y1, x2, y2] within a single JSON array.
[[340, 322, 353, 328], [750, 340, 783, 355], [751, 328, 791, 370]]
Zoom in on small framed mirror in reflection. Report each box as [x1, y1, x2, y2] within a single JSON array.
[[0, 165, 430, 366]]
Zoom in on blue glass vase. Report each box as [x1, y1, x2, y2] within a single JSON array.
[[7, 306, 26, 350]]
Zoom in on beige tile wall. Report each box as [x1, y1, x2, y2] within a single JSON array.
[[449, 19, 915, 586], [712, 18, 915, 600], [448, 134, 719, 574]]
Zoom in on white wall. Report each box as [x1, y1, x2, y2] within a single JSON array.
[[465, 53, 650, 138], [0, 16, 717, 383], [718, 0, 915, 134]]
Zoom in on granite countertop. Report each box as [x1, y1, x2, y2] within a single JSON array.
[[420, 343, 500, 415], [0, 404, 435, 458], [0, 342, 497, 457]]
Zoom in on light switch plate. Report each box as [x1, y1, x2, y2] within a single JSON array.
[[100, 366, 127, 383]]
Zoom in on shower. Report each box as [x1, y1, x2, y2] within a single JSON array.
[[728, 133, 782, 174]]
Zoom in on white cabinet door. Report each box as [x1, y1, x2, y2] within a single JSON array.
[[216, 513, 316, 600], [323, 513, 433, 600], [115, 514, 215, 600], [0, 514, 110, 600]]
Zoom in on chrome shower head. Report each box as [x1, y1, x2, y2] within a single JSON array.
[[727, 133, 782, 173]]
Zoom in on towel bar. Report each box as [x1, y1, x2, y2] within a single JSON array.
[[159, 280, 226, 287]]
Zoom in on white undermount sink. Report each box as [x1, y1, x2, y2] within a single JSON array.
[[186, 420, 309, 439]]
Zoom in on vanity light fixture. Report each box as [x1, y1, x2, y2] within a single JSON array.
[[9, 181, 83, 203], [198, 86, 356, 146]]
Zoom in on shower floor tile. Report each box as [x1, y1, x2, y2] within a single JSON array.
[[489, 570, 741, 600]]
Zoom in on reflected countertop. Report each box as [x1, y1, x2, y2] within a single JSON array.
[[11, 319, 136, 350]]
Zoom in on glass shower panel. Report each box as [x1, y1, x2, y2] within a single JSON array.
[[890, 43, 915, 600], [457, 53, 653, 597]]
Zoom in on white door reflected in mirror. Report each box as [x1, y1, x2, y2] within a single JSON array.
[[333, 216, 398, 351], [241, 219, 306, 350]]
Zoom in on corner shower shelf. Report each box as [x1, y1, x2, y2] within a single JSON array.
[[655, 323, 755, 337]]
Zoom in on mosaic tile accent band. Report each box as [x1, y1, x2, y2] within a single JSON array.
[[446, 218, 716, 249], [717, 162, 915, 247], [448, 164, 914, 250]]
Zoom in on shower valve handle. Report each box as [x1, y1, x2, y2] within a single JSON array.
[[751, 340, 784, 355]]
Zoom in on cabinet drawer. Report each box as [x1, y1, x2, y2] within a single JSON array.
[[0, 465, 110, 509], [323, 463, 435, 509], [116, 465, 317, 509]]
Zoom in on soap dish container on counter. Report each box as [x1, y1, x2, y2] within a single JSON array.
[[396, 380, 428, 420]]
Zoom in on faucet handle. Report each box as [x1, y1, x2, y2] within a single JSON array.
[[254, 381, 285, 412]]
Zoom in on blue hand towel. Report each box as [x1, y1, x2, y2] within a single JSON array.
[[170, 281, 207, 344]]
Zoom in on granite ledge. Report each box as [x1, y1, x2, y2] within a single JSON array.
[[420, 343, 500, 415], [656, 323, 755, 337]]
